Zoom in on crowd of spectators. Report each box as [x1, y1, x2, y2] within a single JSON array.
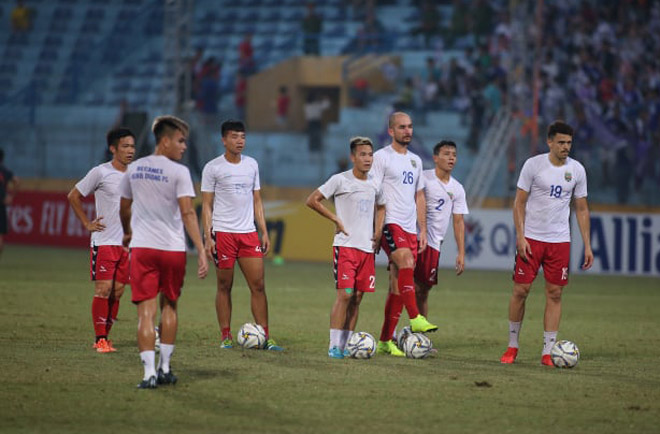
[[389, 0, 659, 203]]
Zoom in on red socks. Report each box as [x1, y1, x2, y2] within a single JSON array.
[[379, 292, 403, 341], [92, 296, 109, 339], [398, 268, 420, 319], [106, 297, 120, 334], [221, 327, 232, 340], [262, 325, 269, 339]]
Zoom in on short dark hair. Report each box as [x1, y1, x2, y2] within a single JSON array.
[[547, 120, 573, 139], [106, 127, 134, 149], [433, 140, 457, 155], [221, 119, 246, 137], [349, 136, 373, 154], [152, 115, 189, 143]]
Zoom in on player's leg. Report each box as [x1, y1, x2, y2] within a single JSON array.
[[539, 241, 570, 365], [157, 294, 179, 383], [501, 282, 532, 362], [91, 280, 116, 352], [215, 267, 235, 347], [329, 287, 352, 358], [541, 282, 563, 366], [155, 250, 185, 384], [415, 281, 431, 318], [106, 248, 130, 337], [390, 248, 437, 332], [136, 297, 158, 388], [377, 264, 405, 356], [501, 239, 541, 363]]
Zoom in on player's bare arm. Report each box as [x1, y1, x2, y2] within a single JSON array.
[[453, 213, 466, 275], [373, 204, 385, 252], [67, 187, 106, 232], [253, 190, 270, 255], [119, 197, 132, 248], [201, 191, 216, 258], [415, 189, 427, 253], [305, 189, 348, 236], [178, 196, 208, 279], [513, 188, 531, 261], [574, 197, 593, 270]]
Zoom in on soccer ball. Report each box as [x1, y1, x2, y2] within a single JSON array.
[[346, 331, 376, 359], [403, 333, 433, 359], [396, 326, 413, 351], [236, 323, 266, 349], [550, 340, 580, 368]]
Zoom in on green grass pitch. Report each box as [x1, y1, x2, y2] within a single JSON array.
[[1, 245, 659, 433]]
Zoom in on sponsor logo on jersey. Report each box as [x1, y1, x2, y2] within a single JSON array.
[[564, 172, 572, 182], [100, 265, 107, 272], [341, 274, 349, 280]]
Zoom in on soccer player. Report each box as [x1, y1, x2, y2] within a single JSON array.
[[119, 115, 208, 389], [201, 120, 282, 351], [306, 137, 385, 359], [0, 148, 19, 260], [370, 112, 438, 357], [414, 140, 468, 317], [500, 120, 593, 366], [68, 128, 135, 353]]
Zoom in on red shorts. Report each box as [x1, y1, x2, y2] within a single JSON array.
[[513, 238, 571, 286], [130, 248, 186, 303], [414, 245, 440, 287], [90, 245, 129, 284], [381, 224, 418, 263], [333, 246, 376, 293], [212, 231, 263, 269]]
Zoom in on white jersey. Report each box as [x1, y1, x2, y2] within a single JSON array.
[[318, 170, 385, 253], [370, 145, 424, 234], [517, 153, 587, 243], [201, 154, 260, 233], [119, 155, 195, 251], [422, 170, 469, 251], [75, 162, 126, 247]]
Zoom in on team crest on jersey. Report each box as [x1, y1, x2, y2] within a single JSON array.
[[447, 192, 454, 200], [564, 172, 572, 182], [410, 160, 417, 168]]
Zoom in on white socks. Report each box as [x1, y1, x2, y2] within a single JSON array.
[[508, 321, 521, 348], [329, 329, 342, 349], [330, 329, 353, 350], [140, 350, 156, 380], [158, 344, 174, 374], [543, 331, 557, 355]]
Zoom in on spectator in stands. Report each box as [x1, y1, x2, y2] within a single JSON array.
[[356, 10, 385, 53], [393, 77, 415, 112], [349, 78, 369, 108], [235, 72, 247, 121], [239, 33, 256, 76], [304, 92, 331, 152], [302, 3, 323, 56], [447, 0, 469, 48], [412, 0, 440, 48], [276, 86, 290, 129], [11, 0, 31, 33], [198, 58, 221, 116]]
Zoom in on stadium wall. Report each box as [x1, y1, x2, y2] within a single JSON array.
[[6, 187, 660, 277]]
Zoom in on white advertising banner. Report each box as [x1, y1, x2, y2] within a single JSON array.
[[410, 209, 660, 277]]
